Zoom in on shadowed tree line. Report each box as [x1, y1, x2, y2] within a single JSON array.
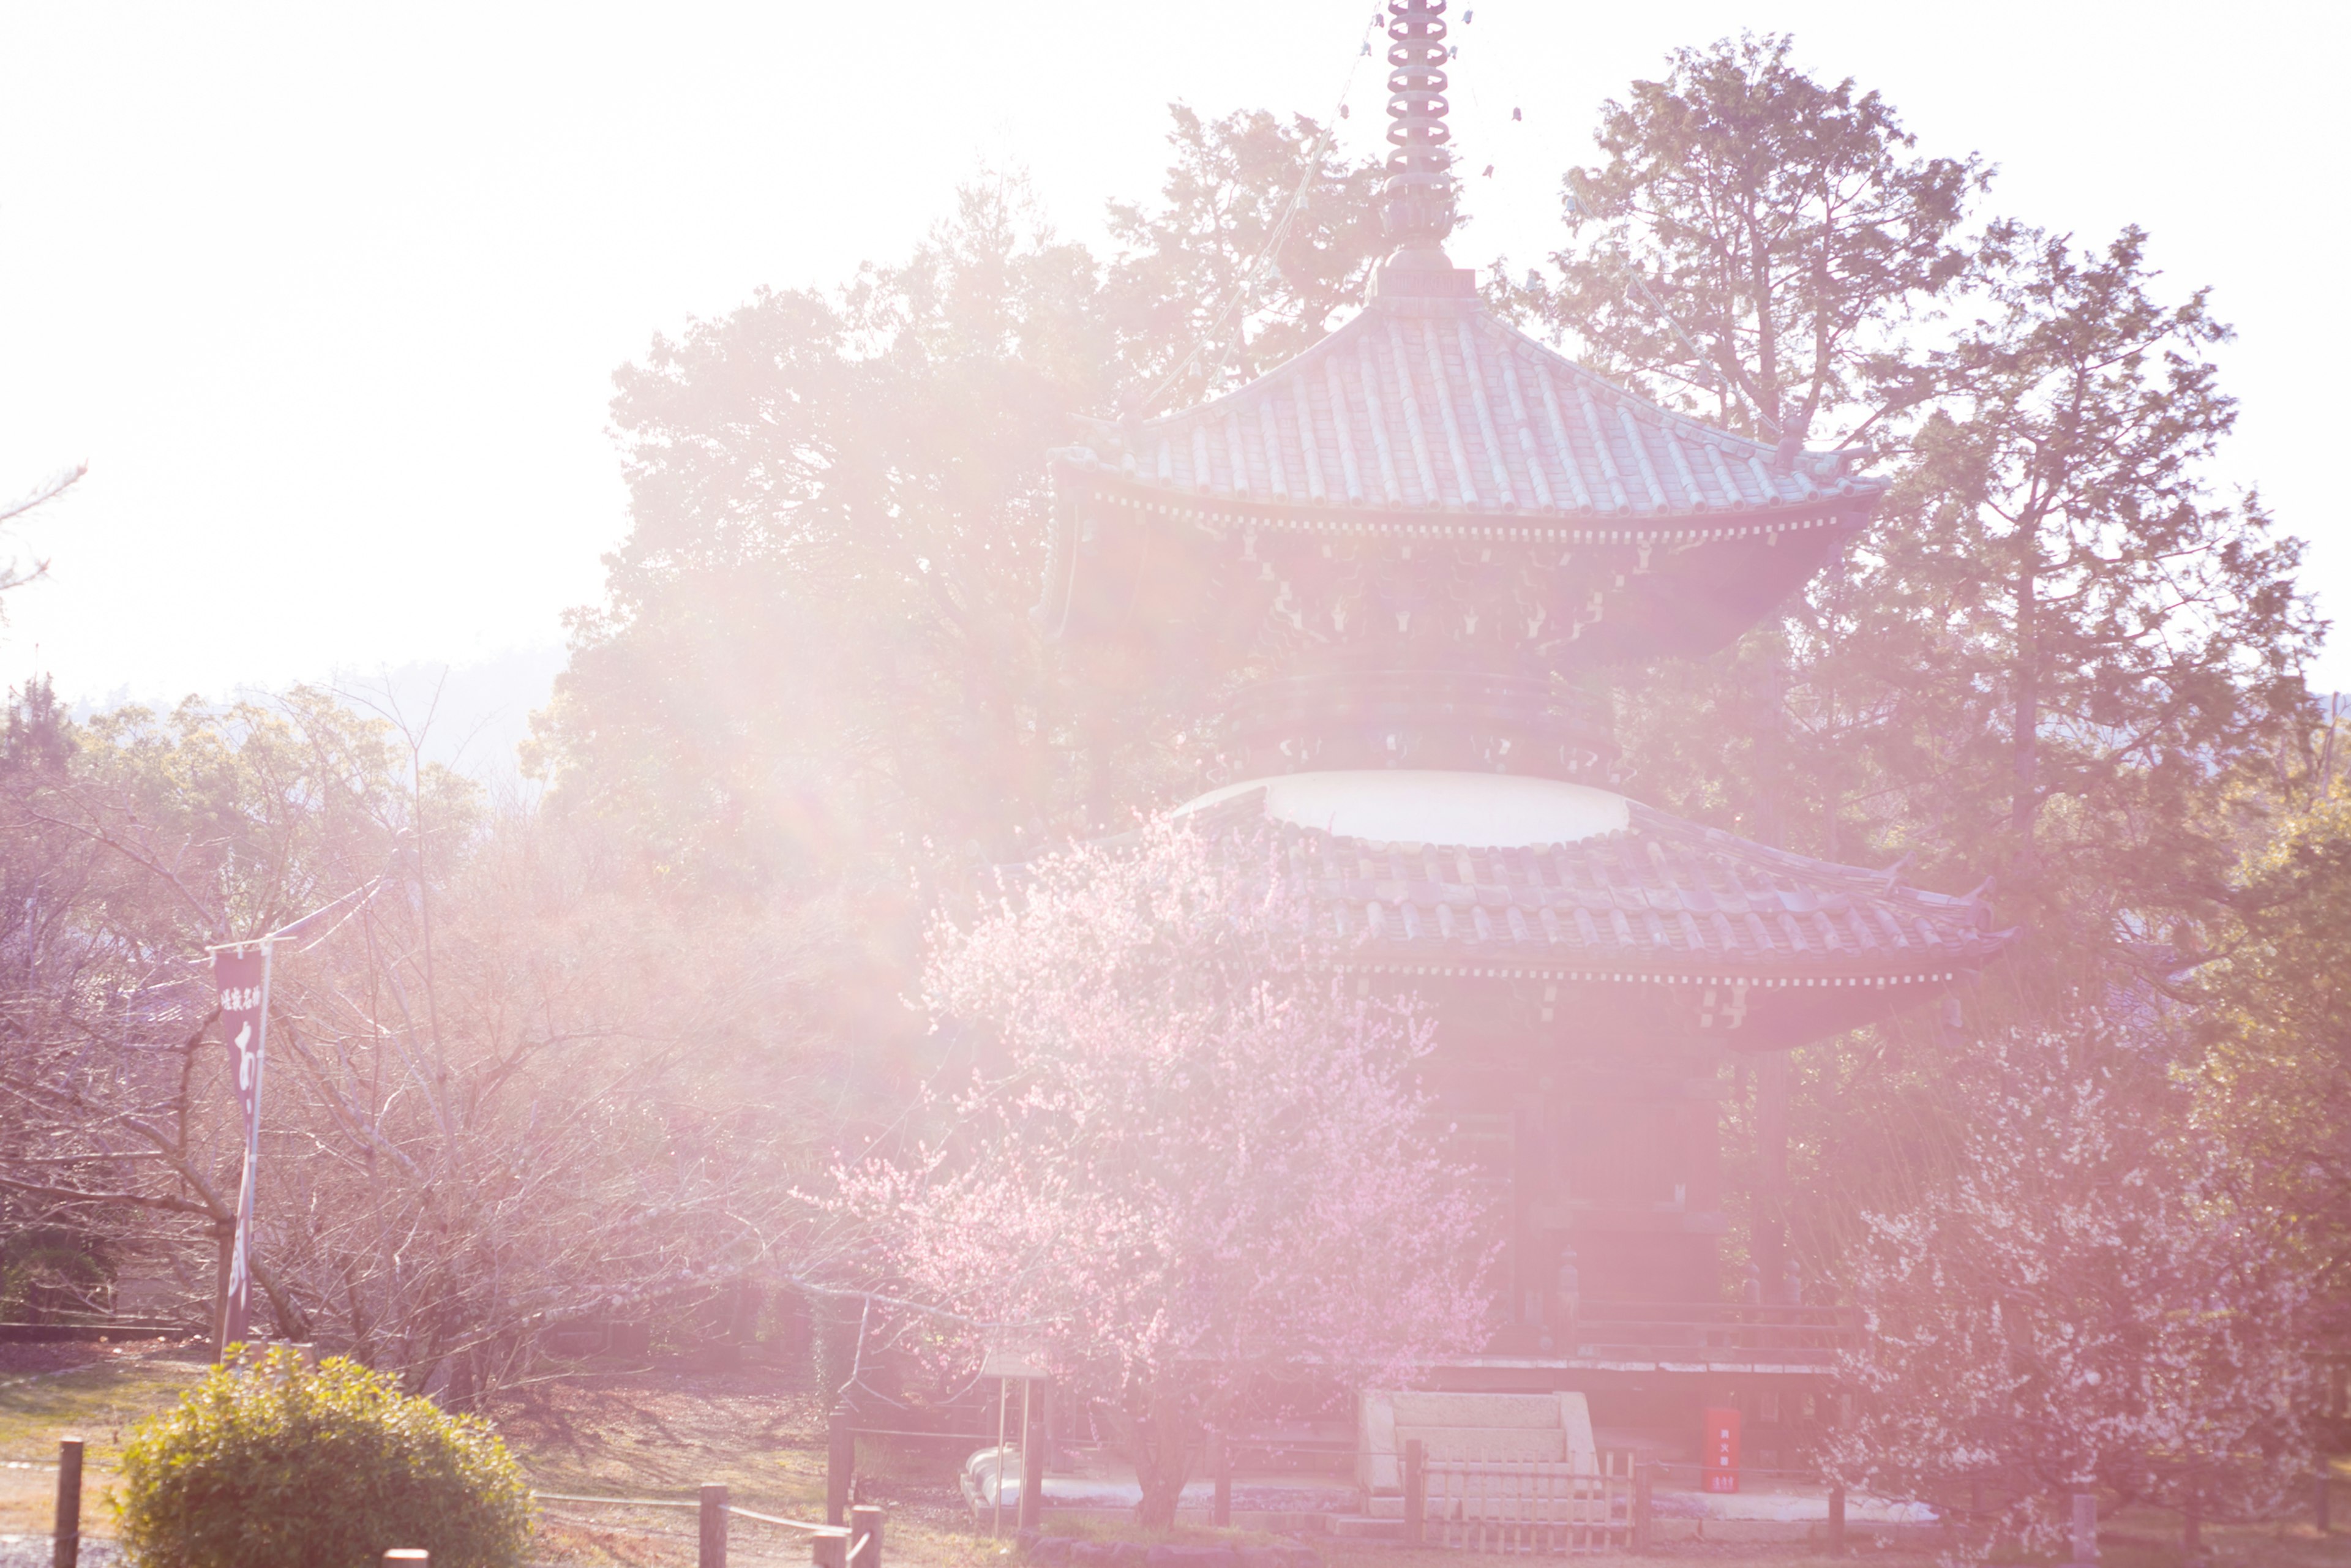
[[0, 41, 2343, 1536]]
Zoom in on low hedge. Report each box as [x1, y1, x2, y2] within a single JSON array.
[[116, 1345, 532, 1568]]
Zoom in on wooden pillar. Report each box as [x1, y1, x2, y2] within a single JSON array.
[[1403, 1438, 1426, 1548], [827, 1406, 855, 1526], [992, 1376, 1009, 1539], [1511, 1108, 1539, 1332], [54, 1436, 83, 1568], [1018, 1382, 1045, 1530], [849, 1504, 883, 1568], [1631, 1460, 1652, 1555], [210, 1220, 235, 1362], [2069, 1491, 2099, 1565], [1686, 1092, 1725, 1302], [1753, 1051, 1790, 1300], [811, 1528, 848, 1568], [699, 1482, 729, 1568], [1827, 1482, 1845, 1555], [1208, 1429, 1231, 1528], [2318, 1465, 2333, 1532]]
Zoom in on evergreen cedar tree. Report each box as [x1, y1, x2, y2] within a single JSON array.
[[528, 108, 1390, 895], [823, 817, 1491, 1531], [1505, 32, 1984, 447], [1497, 40, 2323, 1378]]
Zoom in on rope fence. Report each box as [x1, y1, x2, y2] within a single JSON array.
[[525, 1482, 877, 1568]]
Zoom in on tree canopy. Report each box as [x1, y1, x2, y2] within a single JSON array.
[[825, 819, 1491, 1528]]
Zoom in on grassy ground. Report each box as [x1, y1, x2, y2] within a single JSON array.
[[0, 1338, 211, 1540], [4, 1341, 2347, 1567], [486, 1359, 1000, 1568]]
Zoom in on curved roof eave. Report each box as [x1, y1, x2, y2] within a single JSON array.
[[1070, 294, 1880, 522], [1184, 784, 2013, 988]]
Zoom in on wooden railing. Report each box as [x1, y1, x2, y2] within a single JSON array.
[[1401, 1440, 1633, 1555]]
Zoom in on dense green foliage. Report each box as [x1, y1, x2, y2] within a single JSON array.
[[1505, 36, 2322, 1299], [2194, 784, 2351, 1322], [116, 1346, 532, 1568], [1509, 32, 1981, 445], [527, 110, 1390, 890]]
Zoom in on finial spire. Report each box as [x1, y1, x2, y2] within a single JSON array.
[[1381, 0, 1455, 247]]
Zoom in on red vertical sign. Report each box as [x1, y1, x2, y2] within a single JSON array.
[[1703, 1406, 1741, 1493], [211, 945, 271, 1351]]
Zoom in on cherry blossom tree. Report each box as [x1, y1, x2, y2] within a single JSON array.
[[1825, 1015, 2315, 1557], [825, 816, 1494, 1527]]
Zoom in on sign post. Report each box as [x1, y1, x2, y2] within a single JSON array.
[[210, 940, 273, 1359], [201, 875, 391, 1361]]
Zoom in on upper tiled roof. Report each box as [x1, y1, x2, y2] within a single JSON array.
[[1075, 288, 1880, 524], [1193, 785, 2008, 990]]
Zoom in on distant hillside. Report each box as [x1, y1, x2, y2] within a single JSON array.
[[326, 646, 568, 797]]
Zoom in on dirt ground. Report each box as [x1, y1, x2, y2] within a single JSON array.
[[2, 1340, 2346, 1567]]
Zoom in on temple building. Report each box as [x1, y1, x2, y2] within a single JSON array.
[[1034, 0, 2009, 1465]]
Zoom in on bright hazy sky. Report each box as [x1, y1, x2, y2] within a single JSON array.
[[4, 1, 2347, 707]]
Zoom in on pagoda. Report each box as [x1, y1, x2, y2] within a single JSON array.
[[1035, 0, 2009, 1463]]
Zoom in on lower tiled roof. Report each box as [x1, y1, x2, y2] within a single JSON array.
[[1194, 786, 2010, 987]]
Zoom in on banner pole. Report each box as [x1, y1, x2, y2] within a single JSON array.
[[212, 939, 273, 1358], [242, 941, 271, 1330]]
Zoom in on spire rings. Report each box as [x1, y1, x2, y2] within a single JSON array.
[[1387, 98, 1452, 147], [1380, 0, 1456, 243]]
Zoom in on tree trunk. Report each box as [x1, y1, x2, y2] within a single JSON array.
[[1109, 1378, 1194, 1531], [2011, 555, 2041, 869], [1750, 228, 1780, 436]]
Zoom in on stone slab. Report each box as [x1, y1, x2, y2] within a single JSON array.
[[1390, 1391, 1569, 1428], [1399, 1425, 1566, 1463]]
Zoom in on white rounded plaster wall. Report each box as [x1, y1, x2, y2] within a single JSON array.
[[1174, 770, 1631, 850]]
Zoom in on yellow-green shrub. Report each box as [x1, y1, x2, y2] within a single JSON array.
[[116, 1345, 532, 1568]]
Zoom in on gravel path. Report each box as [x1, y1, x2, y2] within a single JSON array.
[[0, 1536, 120, 1566]]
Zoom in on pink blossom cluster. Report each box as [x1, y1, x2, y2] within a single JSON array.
[[826, 816, 1494, 1519]]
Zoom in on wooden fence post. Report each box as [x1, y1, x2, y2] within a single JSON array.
[[1019, 1384, 1046, 1531], [850, 1502, 883, 1568], [53, 1435, 83, 1568], [812, 1525, 849, 1568], [1826, 1482, 1845, 1555], [1209, 1430, 1231, 1528], [2319, 1465, 2334, 1533], [827, 1406, 855, 1527], [2182, 1477, 2202, 1564], [1403, 1438, 1425, 1548], [2069, 1491, 2099, 1565], [700, 1481, 729, 1568], [1632, 1460, 1652, 1555]]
